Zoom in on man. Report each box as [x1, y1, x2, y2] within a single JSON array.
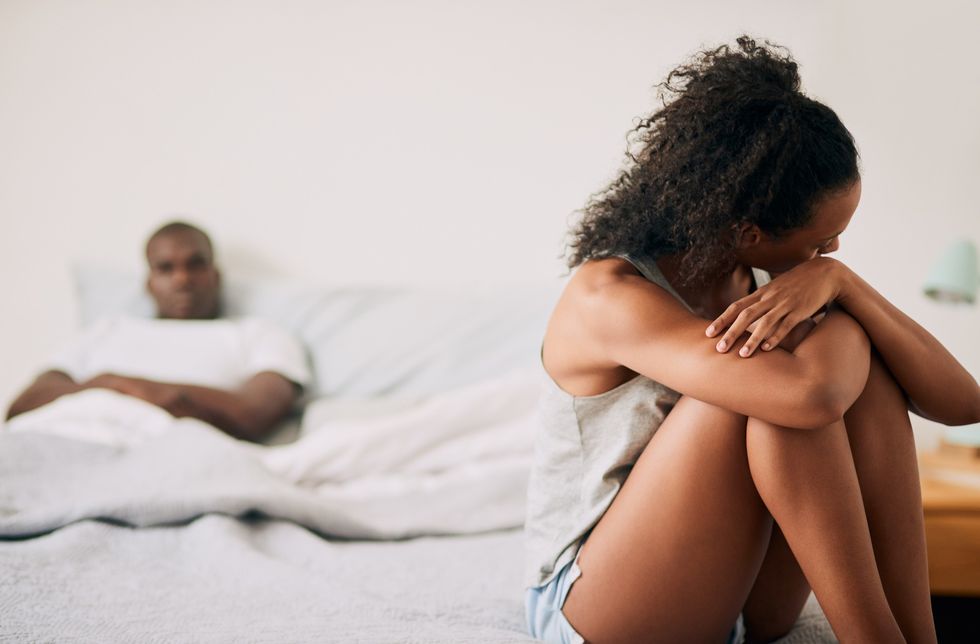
[[6, 221, 309, 442]]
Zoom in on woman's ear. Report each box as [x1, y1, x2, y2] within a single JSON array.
[[734, 222, 764, 249]]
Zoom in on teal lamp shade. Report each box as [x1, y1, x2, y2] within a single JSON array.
[[923, 239, 978, 304]]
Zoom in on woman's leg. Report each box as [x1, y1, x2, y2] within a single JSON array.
[[745, 415, 904, 643], [561, 396, 772, 643], [740, 524, 811, 643], [842, 351, 936, 643], [561, 359, 928, 642], [741, 350, 936, 644]]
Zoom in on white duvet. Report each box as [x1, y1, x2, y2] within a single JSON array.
[[1, 369, 539, 539]]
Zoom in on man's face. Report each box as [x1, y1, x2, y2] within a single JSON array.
[[145, 231, 220, 319]]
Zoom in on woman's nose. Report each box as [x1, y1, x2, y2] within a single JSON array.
[[820, 238, 840, 255]]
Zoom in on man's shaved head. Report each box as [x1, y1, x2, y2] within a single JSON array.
[[145, 221, 213, 259], [145, 221, 221, 319]]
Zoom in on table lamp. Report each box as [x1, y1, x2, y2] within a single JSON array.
[[923, 238, 980, 454], [923, 239, 978, 304]]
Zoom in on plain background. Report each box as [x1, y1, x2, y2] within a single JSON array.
[[2, 0, 978, 444]]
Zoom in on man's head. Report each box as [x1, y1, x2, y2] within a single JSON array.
[[145, 221, 221, 320]]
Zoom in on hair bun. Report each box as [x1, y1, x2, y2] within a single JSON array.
[[568, 34, 858, 284], [661, 35, 803, 106]]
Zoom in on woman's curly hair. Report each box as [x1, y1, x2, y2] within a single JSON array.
[[566, 36, 859, 286]]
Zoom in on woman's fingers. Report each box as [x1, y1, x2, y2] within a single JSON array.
[[714, 303, 768, 353], [762, 315, 806, 351], [705, 294, 760, 338], [737, 312, 784, 357], [761, 316, 802, 352]]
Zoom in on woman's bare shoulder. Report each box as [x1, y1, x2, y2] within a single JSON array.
[[566, 257, 646, 292], [561, 257, 688, 323], [544, 258, 687, 396]]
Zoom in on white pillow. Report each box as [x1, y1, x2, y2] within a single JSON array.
[[72, 264, 561, 399]]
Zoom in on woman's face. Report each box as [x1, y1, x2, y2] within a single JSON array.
[[735, 178, 861, 274]]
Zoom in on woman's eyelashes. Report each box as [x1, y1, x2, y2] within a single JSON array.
[[817, 237, 838, 252]]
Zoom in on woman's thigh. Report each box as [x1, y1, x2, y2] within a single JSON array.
[[562, 396, 773, 644]]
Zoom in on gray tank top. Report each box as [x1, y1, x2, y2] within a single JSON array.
[[524, 254, 771, 587]]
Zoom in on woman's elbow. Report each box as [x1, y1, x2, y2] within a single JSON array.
[[781, 374, 865, 430], [940, 388, 980, 426], [776, 403, 846, 431], [970, 388, 980, 425], [793, 319, 871, 429], [808, 387, 853, 429]]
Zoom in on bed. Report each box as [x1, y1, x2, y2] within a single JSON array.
[[0, 267, 836, 642]]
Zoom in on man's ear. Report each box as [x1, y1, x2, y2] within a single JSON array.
[[734, 222, 764, 249]]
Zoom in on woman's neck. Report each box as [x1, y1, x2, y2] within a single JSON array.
[[655, 255, 754, 319]]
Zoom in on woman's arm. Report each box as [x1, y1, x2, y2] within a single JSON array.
[[705, 257, 980, 426], [834, 265, 980, 425], [567, 263, 871, 430]]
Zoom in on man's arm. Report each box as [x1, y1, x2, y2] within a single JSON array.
[[87, 371, 300, 442], [6, 370, 83, 420], [7, 368, 299, 442]]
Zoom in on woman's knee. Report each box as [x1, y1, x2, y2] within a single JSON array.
[[802, 307, 872, 375], [842, 350, 915, 454], [745, 613, 804, 644], [652, 396, 756, 483], [664, 396, 749, 449], [866, 349, 905, 401], [669, 395, 747, 428], [845, 349, 909, 418]]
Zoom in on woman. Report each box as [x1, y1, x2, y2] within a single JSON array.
[[524, 36, 979, 644]]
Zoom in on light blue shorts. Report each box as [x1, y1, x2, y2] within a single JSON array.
[[525, 555, 587, 644], [525, 552, 746, 644]]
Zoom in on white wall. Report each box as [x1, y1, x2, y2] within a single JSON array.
[[2, 0, 978, 437], [822, 0, 980, 444]]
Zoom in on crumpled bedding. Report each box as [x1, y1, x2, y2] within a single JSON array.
[[1, 369, 539, 539], [0, 373, 836, 643]]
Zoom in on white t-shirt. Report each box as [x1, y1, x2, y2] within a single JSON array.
[[46, 316, 311, 391]]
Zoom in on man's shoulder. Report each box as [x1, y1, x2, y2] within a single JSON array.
[[229, 316, 310, 388]]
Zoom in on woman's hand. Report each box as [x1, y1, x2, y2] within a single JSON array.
[[706, 257, 846, 357]]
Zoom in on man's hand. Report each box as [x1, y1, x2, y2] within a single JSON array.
[[83, 371, 297, 442], [11, 370, 297, 442], [84, 374, 189, 416]]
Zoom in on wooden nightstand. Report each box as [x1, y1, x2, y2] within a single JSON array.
[[919, 448, 980, 596]]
